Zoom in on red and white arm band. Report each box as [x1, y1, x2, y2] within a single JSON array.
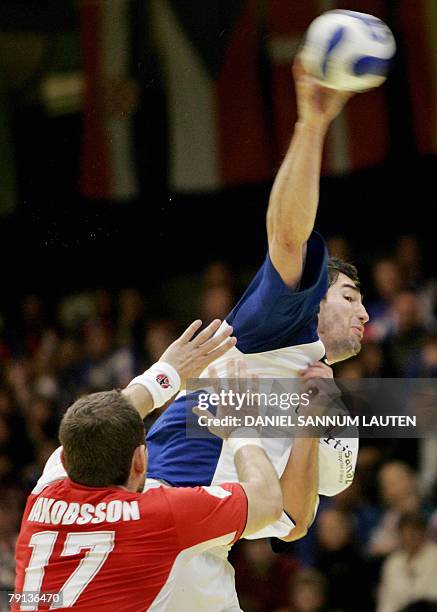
[[127, 362, 181, 410]]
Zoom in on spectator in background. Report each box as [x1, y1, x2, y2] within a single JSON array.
[[377, 513, 437, 612], [199, 260, 236, 322], [230, 538, 299, 612], [93, 288, 114, 326], [11, 295, 46, 357], [115, 288, 146, 364], [0, 391, 34, 485], [395, 236, 423, 290], [0, 499, 20, 590], [203, 261, 234, 289], [79, 318, 135, 391], [406, 335, 437, 502], [55, 336, 84, 408], [32, 328, 59, 381], [420, 279, 437, 331], [333, 467, 380, 548], [143, 319, 178, 365], [275, 568, 329, 612], [407, 333, 437, 378], [314, 508, 372, 611], [366, 258, 404, 340], [368, 461, 422, 558], [326, 236, 351, 262], [383, 292, 427, 376], [25, 395, 58, 445], [200, 284, 234, 321], [360, 340, 392, 377]]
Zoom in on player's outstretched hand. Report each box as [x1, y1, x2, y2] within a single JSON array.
[[293, 54, 353, 129], [159, 319, 236, 385], [193, 361, 259, 440]]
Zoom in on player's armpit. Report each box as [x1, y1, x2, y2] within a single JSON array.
[[268, 240, 307, 289]]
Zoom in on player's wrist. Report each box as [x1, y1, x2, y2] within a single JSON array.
[[127, 362, 181, 410], [296, 119, 328, 136], [227, 427, 263, 454]]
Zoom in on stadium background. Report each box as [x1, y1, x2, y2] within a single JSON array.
[[0, 1, 437, 610]]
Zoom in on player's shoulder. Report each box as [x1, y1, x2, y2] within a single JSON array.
[[161, 482, 244, 507]]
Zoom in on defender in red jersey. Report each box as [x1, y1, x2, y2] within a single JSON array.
[[14, 473, 248, 611], [14, 320, 282, 611]]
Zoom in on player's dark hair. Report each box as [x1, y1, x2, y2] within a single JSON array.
[[328, 256, 360, 288], [59, 390, 145, 487]]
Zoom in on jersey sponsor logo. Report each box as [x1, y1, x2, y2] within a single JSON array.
[[156, 373, 171, 389], [27, 497, 140, 525], [321, 435, 355, 485]]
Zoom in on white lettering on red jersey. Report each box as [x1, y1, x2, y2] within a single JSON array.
[[13, 476, 247, 611]]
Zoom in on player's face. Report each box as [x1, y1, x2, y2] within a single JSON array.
[[317, 273, 369, 364]]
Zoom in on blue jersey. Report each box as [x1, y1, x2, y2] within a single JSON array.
[[147, 232, 328, 488]]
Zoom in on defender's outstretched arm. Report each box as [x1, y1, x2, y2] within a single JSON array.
[[123, 319, 236, 418]]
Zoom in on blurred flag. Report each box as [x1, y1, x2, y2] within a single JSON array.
[[399, 0, 437, 155], [79, 0, 138, 200], [150, 0, 272, 192], [266, 0, 391, 175]]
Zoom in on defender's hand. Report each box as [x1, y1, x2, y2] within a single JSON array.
[[193, 361, 259, 440], [159, 319, 236, 385]]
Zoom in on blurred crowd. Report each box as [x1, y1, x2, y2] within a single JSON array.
[[1, 233, 437, 611]]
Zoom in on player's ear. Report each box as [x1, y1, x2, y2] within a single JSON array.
[[132, 444, 146, 476], [60, 449, 66, 468]]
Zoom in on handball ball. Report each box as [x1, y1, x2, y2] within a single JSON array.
[[301, 10, 396, 91]]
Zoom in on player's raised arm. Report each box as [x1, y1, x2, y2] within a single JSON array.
[[123, 319, 236, 418], [266, 57, 351, 288]]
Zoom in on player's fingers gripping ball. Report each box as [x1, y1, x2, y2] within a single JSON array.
[[301, 10, 396, 91]]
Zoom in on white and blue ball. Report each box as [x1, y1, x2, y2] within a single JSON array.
[[301, 10, 396, 92]]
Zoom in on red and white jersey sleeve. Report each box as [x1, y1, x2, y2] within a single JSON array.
[[161, 483, 247, 550]]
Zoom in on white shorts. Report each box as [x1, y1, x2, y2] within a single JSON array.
[[163, 545, 241, 612]]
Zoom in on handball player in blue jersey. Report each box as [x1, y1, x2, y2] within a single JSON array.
[[146, 58, 369, 610]]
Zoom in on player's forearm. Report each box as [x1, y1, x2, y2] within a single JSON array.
[[267, 122, 327, 247], [279, 437, 319, 541], [234, 445, 283, 532], [122, 362, 180, 419], [122, 385, 155, 420]]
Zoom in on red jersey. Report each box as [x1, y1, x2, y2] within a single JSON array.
[[14, 476, 247, 611]]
